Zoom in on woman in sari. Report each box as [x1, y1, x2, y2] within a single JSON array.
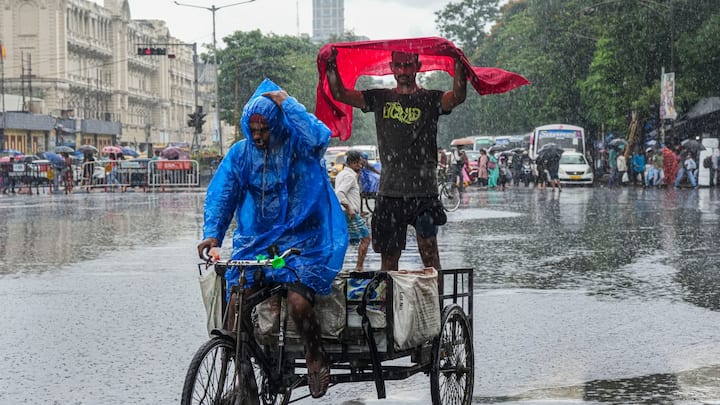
[[487, 150, 500, 189]]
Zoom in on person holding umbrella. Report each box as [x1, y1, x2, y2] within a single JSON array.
[[546, 152, 562, 192]]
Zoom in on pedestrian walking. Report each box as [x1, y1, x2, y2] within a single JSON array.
[[710, 149, 719, 187], [674, 152, 698, 189], [617, 151, 628, 185], [334, 150, 371, 272], [608, 146, 618, 187], [477, 149, 489, 188], [488, 150, 499, 189]]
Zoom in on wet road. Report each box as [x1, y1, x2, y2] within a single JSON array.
[[1, 187, 719, 404]]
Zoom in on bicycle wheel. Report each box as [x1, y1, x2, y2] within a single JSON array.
[[254, 357, 291, 405], [430, 304, 474, 405], [181, 337, 255, 405], [439, 184, 460, 212]]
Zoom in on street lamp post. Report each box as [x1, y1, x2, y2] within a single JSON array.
[[173, 0, 257, 155]]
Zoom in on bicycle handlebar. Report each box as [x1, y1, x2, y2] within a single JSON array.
[[208, 247, 301, 268]]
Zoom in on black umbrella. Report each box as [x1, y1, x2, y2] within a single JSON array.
[[681, 139, 706, 153], [537, 145, 564, 162], [537, 142, 563, 156]]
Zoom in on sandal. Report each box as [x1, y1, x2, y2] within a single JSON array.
[[306, 354, 330, 398]]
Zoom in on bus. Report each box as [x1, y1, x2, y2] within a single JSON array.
[[473, 136, 495, 151], [529, 124, 585, 160], [494, 134, 531, 151]]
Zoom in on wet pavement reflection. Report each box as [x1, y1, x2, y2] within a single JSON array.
[[0, 187, 719, 404]]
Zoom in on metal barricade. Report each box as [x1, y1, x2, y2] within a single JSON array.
[[148, 160, 199, 191], [1, 160, 54, 194]]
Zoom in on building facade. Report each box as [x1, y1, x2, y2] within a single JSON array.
[[0, 0, 211, 154], [312, 0, 344, 42]]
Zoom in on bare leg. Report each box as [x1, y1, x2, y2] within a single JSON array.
[[380, 250, 401, 271], [417, 235, 443, 296], [355, 236, 370, 271], [287, 291, 322, 359], [287, 291, 329, 398], [225, 286, 258, 332]]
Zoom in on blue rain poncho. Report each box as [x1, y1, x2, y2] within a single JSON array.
[[203, 79, 348, 296]]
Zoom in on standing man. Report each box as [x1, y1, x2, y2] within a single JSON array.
[[546, 153, 562, 192], [326, 47, 467, 272], [334, 149, 371, 271]]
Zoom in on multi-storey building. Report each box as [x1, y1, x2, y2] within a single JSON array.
[[0, 0, 211, 154], [312, 0, 344, 42]]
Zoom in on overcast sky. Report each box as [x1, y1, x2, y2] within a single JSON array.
[[100, 0, 453, 50]]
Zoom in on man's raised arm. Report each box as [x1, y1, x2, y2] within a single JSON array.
[[441, 57, 467, 112], [326, 47, 366, 109]]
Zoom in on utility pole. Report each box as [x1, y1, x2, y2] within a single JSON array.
[[173, 0, 257, 155], [0, 41, 5, 149]]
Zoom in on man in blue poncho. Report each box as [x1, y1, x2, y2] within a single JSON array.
[[197, 79, 347, 398]]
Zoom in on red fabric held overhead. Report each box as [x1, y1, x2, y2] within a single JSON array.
[[315, 37, 531, 141]]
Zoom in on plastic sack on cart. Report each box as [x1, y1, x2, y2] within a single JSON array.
[[254, 277, 346, 342], [199, 268, 224, 334], [346, 276, 387, 329], [390, 268, 441, 350], [347, 268, 440, 350]]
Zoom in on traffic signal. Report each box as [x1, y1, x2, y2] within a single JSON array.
[[195, 107, 207, 133], [137, 47, 167, 56], [187, 112, 197, 128]]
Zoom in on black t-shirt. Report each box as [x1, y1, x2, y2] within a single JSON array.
[[362, 88, 448, 197]]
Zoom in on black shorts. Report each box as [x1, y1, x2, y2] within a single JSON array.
[[371, 196, 446, 254]]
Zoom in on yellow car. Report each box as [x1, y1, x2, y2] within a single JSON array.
[[328, 151, 347, 186]]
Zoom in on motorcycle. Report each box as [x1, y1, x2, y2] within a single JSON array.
[[520, 158, 533, 187]]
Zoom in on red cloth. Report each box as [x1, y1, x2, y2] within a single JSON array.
[[662, 146, 678, 186], [315, 37, 531, 141]]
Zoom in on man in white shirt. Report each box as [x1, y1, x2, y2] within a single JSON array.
[[334, 150, 371, 271]]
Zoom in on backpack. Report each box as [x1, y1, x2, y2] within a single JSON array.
[[488, 160, 496, 170], [703, 156, 712, 169]]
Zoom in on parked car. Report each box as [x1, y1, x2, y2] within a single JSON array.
[[558, 151, 593, 186]]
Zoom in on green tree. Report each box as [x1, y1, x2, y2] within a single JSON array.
[[435, 0, 501, 49], [216, 30, 319, 142]]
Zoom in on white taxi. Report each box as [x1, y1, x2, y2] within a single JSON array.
[[558, 151, 593, 186]]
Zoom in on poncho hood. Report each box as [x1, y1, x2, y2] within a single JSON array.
[[241, 81, 290, 149]]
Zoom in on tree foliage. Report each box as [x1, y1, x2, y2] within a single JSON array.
[[215, 1, 720, 147]]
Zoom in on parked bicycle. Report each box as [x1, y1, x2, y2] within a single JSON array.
[[437, 167, 460, 212], [182, 246, 474, 405]]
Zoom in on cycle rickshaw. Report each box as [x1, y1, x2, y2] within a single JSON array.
[[182, 248, 474, 405]]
